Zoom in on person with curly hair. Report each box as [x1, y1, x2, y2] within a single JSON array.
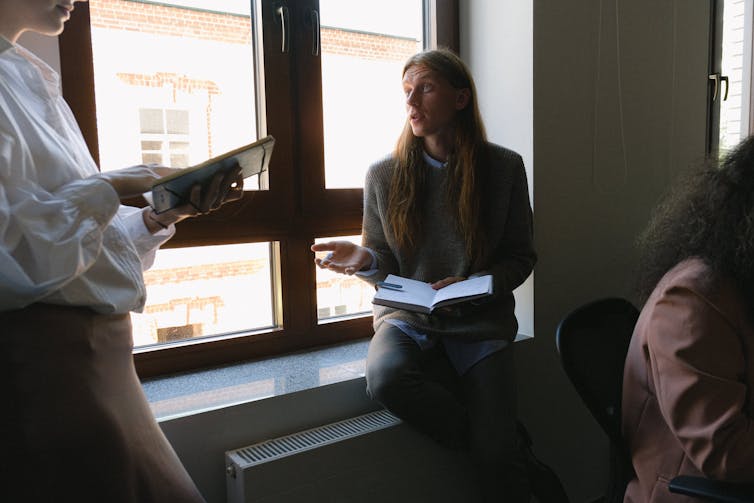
[[622, 137, 754, 502]]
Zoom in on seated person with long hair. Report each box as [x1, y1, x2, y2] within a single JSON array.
[[312, 48, 536, 502]]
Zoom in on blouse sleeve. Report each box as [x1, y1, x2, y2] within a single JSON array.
[[117, 205, 174, 271], [647, 284, 754, 480], [0, 130, 121, 309]]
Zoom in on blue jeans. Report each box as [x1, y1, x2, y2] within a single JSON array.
[[366, 323, 530, 502]]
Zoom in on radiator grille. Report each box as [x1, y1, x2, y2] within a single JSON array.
[[228, 409, 401, 468]]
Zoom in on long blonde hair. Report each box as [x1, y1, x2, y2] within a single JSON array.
[[388, 48, 488, 259]]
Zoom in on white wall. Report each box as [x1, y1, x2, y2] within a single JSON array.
[[462, 2, 711, 502], [460, 1, 533, 172], [460, 0, 535, 337]]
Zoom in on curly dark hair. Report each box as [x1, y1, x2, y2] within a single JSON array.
[[636, 136, 754, 308]]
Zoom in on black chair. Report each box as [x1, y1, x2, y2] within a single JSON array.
[[555, 297, 638, 503], [556, 297, 754, 503]]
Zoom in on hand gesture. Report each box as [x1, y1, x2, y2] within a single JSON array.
[[311, 240, 372, 275]]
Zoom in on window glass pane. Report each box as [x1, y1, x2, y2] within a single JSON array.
[[320, 0, 424, 189], [169, 141, 190, 150], [314, 235, 374, 322], [169, 154, 189, 167], [719, 0, 748, 152], [89, 0, 258, 173], [141, 140, 162, 151], [87, 1, 270, 349], [131, 243, 276, 348], [142, 153, 163, 165], [165, 109, 190, 134], [139, 108, 164, 134]]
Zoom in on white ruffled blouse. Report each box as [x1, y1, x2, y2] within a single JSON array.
[[0, 37, 173, 314]]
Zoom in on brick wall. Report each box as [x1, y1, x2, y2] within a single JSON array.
[[321, 27, 418, 62], [89, 0, 419, 61], [90, 0, 252, 44], [143, 260, 266, 285]]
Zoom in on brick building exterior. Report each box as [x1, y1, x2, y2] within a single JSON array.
[[88, 0, 418, 344]]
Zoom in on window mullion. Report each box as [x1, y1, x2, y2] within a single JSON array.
[[54, 0, 458, 377]]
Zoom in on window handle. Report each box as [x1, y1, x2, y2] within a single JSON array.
[[708, 73, 730, 102], [276, 4, 289, 53], [709, 73, 719, 101], [310, 10, 320, 56]]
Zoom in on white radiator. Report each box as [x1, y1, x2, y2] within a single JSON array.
[[225, 409, 478, 503]]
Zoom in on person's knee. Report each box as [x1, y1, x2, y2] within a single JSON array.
[[365, 359, 410, 406]]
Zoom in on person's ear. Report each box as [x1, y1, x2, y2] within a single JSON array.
[[455, 88, 471, 110]]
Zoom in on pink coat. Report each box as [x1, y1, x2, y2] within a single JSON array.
[[622, 258, 754, 502]]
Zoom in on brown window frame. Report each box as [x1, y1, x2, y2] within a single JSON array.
[[59, 0, 459, 378]]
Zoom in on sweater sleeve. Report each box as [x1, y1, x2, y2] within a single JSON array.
[[482, 152, 536, 295], [647, 284, 754, 481], [360, 159, 399, 285]]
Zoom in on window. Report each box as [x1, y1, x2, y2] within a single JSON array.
[[59, 0, 459, 377], [139, 108, 191, 167], [718, 0, 753, 152]]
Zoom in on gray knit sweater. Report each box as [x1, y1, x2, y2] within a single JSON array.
[[361, 143, 536, 342]]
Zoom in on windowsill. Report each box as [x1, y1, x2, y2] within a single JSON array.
[[141, 333, 533, 421], [141, 338, 371, 421]]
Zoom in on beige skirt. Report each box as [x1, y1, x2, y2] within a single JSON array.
[[0, 304, 205, 502]]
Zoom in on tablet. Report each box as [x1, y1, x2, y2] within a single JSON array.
[[148, 135, 275, 213]]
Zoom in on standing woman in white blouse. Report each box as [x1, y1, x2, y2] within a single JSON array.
[[0, 1, 242, 501]]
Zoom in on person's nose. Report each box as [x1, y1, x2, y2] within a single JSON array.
[[406, 90, 419, 107]]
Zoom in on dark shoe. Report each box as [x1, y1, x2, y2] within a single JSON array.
[[518, 421, 570, 503]]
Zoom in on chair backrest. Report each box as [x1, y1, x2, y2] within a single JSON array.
[[557, 298, 754, 503], [555, 297, 639, 451], [556, 297, 640, 503]]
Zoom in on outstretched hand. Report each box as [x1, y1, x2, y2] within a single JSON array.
[[311, 240, 372, 275]]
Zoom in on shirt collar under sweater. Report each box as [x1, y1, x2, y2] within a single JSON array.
[[422, 150, 447, 169]]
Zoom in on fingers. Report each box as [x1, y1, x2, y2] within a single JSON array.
[[151, 165, 180, 177], [187, 167, 245, 215], [314, 251, 335, 268], [431, 276, 465, 290], [202, 171, 225, 213], [311, 241, 366, 275], [313, 250, 357, 275], [311, 242, 336, 252], [186, 184, 203, 213]]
